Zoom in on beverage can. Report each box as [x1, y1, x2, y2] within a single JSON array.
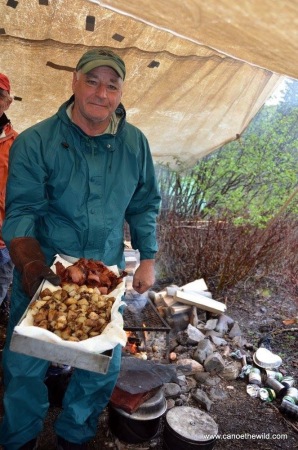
[[279, 399, 298, 419], [259, 388, 276, 402], [259, 388, 269, 401], [249, 367, 262, 386], [246, 384, 260, 398], [266, 388, 276, 401], [265, 377, 287, 397], [285, 387, 298, 402], [266, 370, 283, 381], [283, 395, 296, 404], [282, 376, 295, 389]]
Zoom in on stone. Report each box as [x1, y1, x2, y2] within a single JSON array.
[[163, 382, 181, 398], [176, 358, 204, 376], [166, 398, 176, 410], [205, 375, 221, 386], [204, 352, 225, 374], [210, 335, 228, 346], [192, 339, 214, 364], [204, 330, 223, 338], [193, 371, 210, 384], [186, 324, 206, 343], [215, 314, 234, 334], [221, 361, 241, 380], [192, 388, 213, 411], [204, 319, 218, 330], [232, 336, 248, 347], [228, 322, 242, 338]]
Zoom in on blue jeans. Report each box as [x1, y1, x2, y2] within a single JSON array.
[[0, 247, 13, 305]]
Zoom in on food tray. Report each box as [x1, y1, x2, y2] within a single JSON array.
[[10, 255, 126, 373]]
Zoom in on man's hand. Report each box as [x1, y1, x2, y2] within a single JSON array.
[[132, 259, 155, 294], [9, 237, 60, 297], [22, 260, 61, 297]]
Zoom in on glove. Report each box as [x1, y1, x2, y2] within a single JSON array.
[[9, 237, 61, 297]]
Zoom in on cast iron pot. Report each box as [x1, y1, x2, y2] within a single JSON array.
[[163, 406, 218, 450]]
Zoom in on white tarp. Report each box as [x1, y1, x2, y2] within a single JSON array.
[[2, 0, 296, 167]]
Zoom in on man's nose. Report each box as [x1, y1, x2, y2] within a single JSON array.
[[95, 84, 107, 97]]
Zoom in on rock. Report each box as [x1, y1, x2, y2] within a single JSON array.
[[210, 335, 228, 346], [232, 336, 248, 347], [163, 382, 181, 398], [228, 322, 242, 338], [193, 371, 210, 384], [193, 339, 214, 364], [204, 352, 225, 374], [166, 398, 176, 410], [177, 374, 187, 385], [215, 314, 234, 334], [204, 319, 218, 330], [186, 324, 205, 344], [176, 358, 204, 376], [221, 361, 241, 380], [205, 375, 221, 386], [185, 376, 197, 390], [192, 388, 213, 411], [204, 330, 223, 338]]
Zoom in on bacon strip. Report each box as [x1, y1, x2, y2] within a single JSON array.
[[55, 258, 126, 294]]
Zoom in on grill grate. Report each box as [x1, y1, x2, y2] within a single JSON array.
[[123, 294, 171, 332]]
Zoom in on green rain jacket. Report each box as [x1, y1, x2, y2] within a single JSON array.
[[3, 96, 161, 268]]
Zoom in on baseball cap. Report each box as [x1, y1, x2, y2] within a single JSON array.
[[0, 73, 10, 94], [76, 49, 126, 80]]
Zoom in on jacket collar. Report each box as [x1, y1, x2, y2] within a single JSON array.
[[58, 95, 126, 135]]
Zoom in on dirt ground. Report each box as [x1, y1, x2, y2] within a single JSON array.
[[0, 274, 297, 450]]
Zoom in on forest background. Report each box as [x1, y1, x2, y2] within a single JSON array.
[[154, 79, 298, 297]]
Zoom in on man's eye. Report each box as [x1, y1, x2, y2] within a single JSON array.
[[86, 80, 97, 86], [107, 85, 118, 91]]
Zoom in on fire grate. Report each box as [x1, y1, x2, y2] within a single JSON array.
[[123, 293, 171, 332]]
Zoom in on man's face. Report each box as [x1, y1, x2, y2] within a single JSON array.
[[72, 66, 123, 130], [0, 90, 12, 117]]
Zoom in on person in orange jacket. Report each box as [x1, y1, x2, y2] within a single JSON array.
[[0, 73, 18, 306]]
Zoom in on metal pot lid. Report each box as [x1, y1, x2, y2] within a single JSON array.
[[111, 388, 167, 421], [166, 406, 218, 441]]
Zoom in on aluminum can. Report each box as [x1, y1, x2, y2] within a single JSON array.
[[265, 377, 287, 397], [283, 395, 296, 404], [282, 376, 295, 389], [249, 367, 262, 386], [266, 370, 283, 381], [285, 387, 298, 402], [265, 388, 276, 401], [279, 398, 298, 419], [259, 388, 269, 401], [259, 388, 276, 402]]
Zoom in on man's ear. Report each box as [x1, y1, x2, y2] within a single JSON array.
[[72, 71, 79, 93]]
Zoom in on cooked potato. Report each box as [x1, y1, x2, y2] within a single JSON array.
[[30, 284, 116, 341]]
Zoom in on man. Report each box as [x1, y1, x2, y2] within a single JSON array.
[[0, 74, 18, 308], [0, 49, 161, 450]]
